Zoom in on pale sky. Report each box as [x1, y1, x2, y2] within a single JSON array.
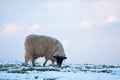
[[0, 0, 120, 65]]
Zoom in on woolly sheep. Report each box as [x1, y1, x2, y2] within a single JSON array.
[[24, 34, 67, 67]]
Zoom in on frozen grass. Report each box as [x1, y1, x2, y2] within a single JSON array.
[[0, 61, 120, 74], [7, 68, 60, 74], [0, 60, 120, 80]]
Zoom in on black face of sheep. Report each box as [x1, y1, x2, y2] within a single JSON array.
[[53, 56, 67, 67]]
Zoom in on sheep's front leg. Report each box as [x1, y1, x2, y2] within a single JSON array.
[[51, 59, 55, 67], [43, 59, 48, 67]]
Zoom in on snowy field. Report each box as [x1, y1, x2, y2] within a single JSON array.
[[0, 60, 120, 80]]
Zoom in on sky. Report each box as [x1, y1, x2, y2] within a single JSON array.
[[0, 0, 120, 65]]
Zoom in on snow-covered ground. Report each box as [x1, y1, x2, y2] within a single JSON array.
[[0, 60, 120, 80]]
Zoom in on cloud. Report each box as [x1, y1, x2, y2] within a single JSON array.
[[77, 19, 93, 29], [0, 23, 21, 38], [29, 24, 41, 32], [92, 0, 119, 11], [105, 15, 119, 24]]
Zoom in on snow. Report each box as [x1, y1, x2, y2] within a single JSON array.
[[0, 60, 120, 80]]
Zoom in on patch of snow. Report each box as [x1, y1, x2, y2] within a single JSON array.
[[0, 60, 120, 80]]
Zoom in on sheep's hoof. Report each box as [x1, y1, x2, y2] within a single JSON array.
[[43, 63, 46, 67], [33, 64, 35, 67]]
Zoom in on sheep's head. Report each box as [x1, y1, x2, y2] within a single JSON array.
[[53, 56, 67, 67]]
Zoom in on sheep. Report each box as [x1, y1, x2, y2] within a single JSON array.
[[24, 34, 67, 67]]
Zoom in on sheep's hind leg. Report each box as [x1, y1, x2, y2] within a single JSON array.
[[32, 58, 35, 67], [23, 54, 29, 66], [25, 59, 28, 65], [23, 58, 28, 66]]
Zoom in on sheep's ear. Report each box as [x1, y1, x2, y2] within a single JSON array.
[[64, 57, 67, 59], [53, 56, 57, 58], [53, 56, 67, 59]]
